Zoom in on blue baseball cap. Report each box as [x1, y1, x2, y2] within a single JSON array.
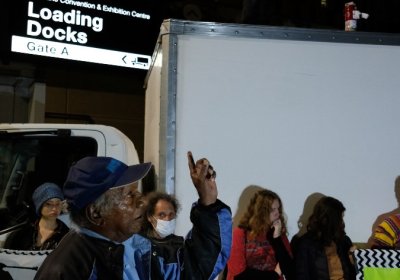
[[63, 157, 152, 210]]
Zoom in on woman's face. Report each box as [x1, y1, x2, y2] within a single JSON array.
[[41, 198, 62, 219], [269, 199, 280, 222]]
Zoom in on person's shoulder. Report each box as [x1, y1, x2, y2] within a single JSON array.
[[233, 227, 245, 233], [49, 230, 83, 250], [233, 227, 248, 239], [124, 233, 151, 247], [54, 229, 108, 253], [344, 234, 353, 243], [35, 232, 92, 280], [39, 230, 97, 266], [296, 232, 316, 245], [375, 214, 400, 234], [193, 199, 231, 213], [382, 213, 400, 224]]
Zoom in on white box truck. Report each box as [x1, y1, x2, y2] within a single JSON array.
[[0, 123, 141, 279], [144, 19, 400, 249]]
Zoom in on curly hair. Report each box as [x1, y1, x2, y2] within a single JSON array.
[[238, 187, 286, 237], [141, 192, 180, 237], [306, 196, 346, 246]]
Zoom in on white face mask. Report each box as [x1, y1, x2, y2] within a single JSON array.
[[153, 218, 176, 238]]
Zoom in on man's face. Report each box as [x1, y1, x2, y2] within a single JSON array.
[[102, 182, 146, 242]]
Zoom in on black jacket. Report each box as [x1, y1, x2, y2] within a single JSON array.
[[4, 219, 69, 251], [34, 230, 125, 280], [294, 233, 356, 280]]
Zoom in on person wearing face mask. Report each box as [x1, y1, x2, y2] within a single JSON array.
[[123, 151, 232, 280], [140, 192, 183, 278], [143, 192, 179, 239]]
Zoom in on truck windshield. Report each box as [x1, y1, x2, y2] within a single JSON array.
[[0, 135, 97, 233]]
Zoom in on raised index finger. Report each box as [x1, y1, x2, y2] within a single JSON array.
[[187, 151, 196, 172]]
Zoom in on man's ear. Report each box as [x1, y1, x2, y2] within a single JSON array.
[[86, 204, 103, 226]]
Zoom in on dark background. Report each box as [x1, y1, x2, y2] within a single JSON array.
[[1, 0, 400, 91]]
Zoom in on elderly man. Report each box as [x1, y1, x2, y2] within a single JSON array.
[[34, 152, 232, 279]]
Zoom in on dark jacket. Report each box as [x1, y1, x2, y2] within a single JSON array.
[[34, 230, 125, 280], [294, 232, 356, 280], [34, 199, 232, 280], [147, 234, 185, 279], [124, 199, 232, 280], [4, 219, 69, 250]]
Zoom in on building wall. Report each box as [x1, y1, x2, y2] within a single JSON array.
[[45, 85, 146, 161], [0, 90, 29, 123]]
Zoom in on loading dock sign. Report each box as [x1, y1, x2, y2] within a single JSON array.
[[10, 0, 160, 69], [11, 35, 151, 69]]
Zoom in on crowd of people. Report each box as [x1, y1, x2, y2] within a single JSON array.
[[3, 152, 399, 279]]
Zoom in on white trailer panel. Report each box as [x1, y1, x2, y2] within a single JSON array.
[[144, 19, 400, 244]]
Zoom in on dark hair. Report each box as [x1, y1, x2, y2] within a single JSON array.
[[141, 192, 180, 237], [239, 187, 286, 237], [307, 196, 346, 246]]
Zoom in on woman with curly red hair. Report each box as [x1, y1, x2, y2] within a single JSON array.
[[226, 187, 294, 280]]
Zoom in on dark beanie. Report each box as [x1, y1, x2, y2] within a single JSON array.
[[32, 182, 64, 215]]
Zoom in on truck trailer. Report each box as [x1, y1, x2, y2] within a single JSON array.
[[144, 19, 400, 247]]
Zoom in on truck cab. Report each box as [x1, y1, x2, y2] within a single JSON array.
[[0, 123, 140, 279]]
